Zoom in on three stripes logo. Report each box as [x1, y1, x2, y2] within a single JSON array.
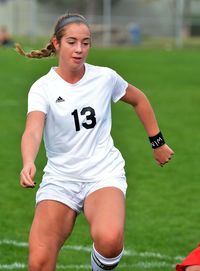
[[56, 96, 65, 103]]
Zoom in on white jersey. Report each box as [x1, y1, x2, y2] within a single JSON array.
[[28, 63, 128, 182]]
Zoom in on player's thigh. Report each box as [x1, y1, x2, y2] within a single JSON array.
[[29, 200, 77, 255], [84, 187, 125, 240], [186, 266, 200, 271]]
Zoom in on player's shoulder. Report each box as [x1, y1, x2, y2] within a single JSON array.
[[29, 68, 53, 93]]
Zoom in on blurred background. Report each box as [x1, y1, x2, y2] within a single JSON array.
[[1, 0, 200, 48]]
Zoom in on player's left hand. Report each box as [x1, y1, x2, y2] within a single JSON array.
[[153, 144, 174, 167]]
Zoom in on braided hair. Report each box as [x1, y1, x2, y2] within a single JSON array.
[[15, 13, 89, 59]]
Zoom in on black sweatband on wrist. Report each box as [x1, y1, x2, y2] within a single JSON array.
[[149, 131, 165, 149]]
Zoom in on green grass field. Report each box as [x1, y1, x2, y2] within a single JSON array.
[[0, 46, 200, 270]]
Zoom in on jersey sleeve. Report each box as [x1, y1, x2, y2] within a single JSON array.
[[111, 70, 128, 103], [27, 82, 49, 114]]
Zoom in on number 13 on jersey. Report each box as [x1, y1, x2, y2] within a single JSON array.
[[71, 106, 96, 132]]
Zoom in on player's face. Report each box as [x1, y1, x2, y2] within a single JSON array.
[[55, 23, 91, 72]]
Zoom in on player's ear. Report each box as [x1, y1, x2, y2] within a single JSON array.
[[52, 37, 60, 51]]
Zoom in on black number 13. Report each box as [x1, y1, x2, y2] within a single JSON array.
[[71, 106, 96, 131]]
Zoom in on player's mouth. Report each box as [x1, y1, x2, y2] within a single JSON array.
[[72, 57, 83, 63]]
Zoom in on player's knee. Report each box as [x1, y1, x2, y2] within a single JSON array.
[[28, 259, 43, 271], [28, 253, 50, 271], [92, 227, 124, 257]]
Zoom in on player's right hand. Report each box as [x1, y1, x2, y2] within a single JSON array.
[[20, 162, 36, 188]]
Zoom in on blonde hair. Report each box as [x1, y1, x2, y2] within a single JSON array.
[[15, 13, 89, 59]]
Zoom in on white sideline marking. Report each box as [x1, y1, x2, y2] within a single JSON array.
[[0, 262, 175, 270], [0, 240, 28, 247], [0, 239, 183, 269], [63, 244, 91, 253], [0, 263, 26, 269], [0, 239, 184, 261]]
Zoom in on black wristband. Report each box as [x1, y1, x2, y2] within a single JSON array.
[[149, 131, 165, 149]]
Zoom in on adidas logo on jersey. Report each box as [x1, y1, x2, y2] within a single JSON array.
[[56, 96, 65, 103]]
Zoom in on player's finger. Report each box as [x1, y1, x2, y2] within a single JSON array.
[[20, 180, 36, 188], [20, 172, 35, 188]]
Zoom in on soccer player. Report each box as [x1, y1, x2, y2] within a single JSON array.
[[0, 26, 14, 47], [176, 245, 200, 271], [17, 13, 174, 271]]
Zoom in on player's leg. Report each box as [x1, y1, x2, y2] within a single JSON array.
[[84, 187, 125, 270], [186, 266, 200, 271], [176, 245, 200, 271], [28, 200, 77, 271]]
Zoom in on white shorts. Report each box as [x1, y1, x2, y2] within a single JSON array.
[[36, 177, 127, 214]]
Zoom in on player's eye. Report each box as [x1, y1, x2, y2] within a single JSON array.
[[66, 38, 76, 44], [83, 40, 91, 46]]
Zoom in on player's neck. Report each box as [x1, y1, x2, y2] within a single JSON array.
[[56, 65, 85, 84]]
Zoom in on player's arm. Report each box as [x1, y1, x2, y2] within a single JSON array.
[[121, 84, 174, 166], [20, 111, 45, 188]]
